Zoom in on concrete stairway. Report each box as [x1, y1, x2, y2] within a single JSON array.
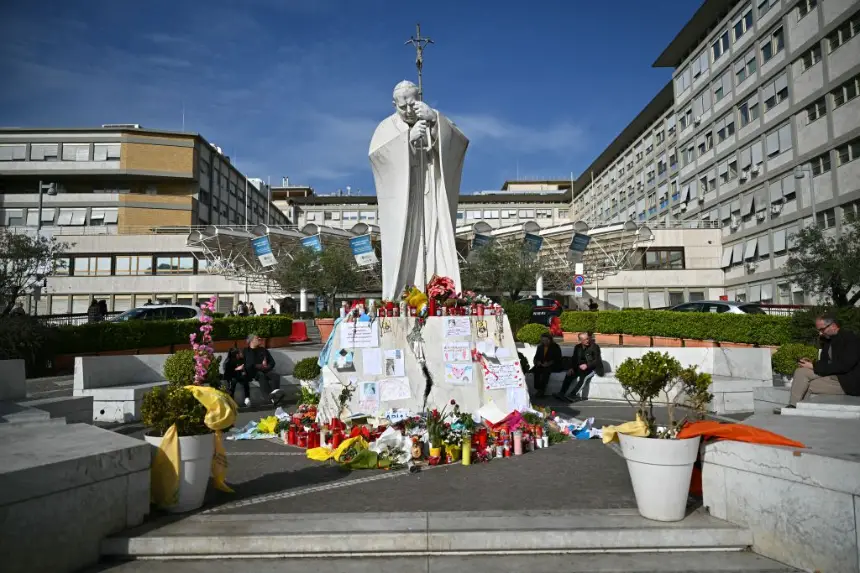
[[99, 509, 798, 571]]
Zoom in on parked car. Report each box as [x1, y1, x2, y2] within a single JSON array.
[[516, 296, 564, 325], [109, 305, 202, 322], [667, 301, 766, 314]]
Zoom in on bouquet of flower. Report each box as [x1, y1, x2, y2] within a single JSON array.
[[452, 401, 477, 434], [426, 401, 454, 447], [427, 275, 456, 301], [459, 290, 493, 307]]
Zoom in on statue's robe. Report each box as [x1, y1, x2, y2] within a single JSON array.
[[369, 111, 469, 300]]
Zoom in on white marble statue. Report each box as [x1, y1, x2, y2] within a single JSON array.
[[369, 80, 469, 300]]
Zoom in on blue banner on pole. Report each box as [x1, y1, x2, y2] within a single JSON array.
[[301, 235, 322, 252], [472, 234, 492, 249], [349, 234, 378, 266], [523, 233, 543, 253], [251, 236, 277, 267], [570, 233, 591, 253]]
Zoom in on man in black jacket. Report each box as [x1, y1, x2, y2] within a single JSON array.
[[243, 334, 284, 406], [554, 333, 604, 402], [532, 333, 563, 398], [789, 314, 860, 406]]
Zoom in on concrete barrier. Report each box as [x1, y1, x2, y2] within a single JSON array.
[[0, 359, 26, 401]]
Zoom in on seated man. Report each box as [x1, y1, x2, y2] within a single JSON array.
[[243, 334, 285, 406], [789, 314, 860, 406], [532, 333, 563, 398], [554, 332, 604, 402]]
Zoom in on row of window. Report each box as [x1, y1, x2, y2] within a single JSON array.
[[2, 207, 118, 227], [302, 208, 571, 224], [0, 142, 121, 162], [54, 254, 211, 277]]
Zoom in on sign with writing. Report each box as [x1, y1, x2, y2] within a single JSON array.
[[471, 234, 493, 249], [383, 408, 412, 423], [444, 317, 471, 337], [251, 236, 277, 267], [301, 235, 322, 252], [570, 233, 591, 253], [442, 341, 471, 362], [523, 233, 543, 253], [349, 234, 378, 266], [445, 363, 474, 385], [339, 321, 379, 348], [484, 360, 525, 390]]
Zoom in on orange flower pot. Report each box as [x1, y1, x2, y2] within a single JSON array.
[[652, 336, 683, 347], [683, 339, 717, 348], [622, 335, 652, 347], [595, 333, 621, 346]]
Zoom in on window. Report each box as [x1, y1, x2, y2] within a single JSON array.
[[796, 0, 818, 19], [762, 73, 789, 112], [466, 210, 481, 220], [766, 123, 793, 157], [740, 95, 760, 127], [810, 151, 831, 176], [801, 98, 826, 125], [359, 211, 376, 221], [74, 256, 112, 276], [816, 208, 837, 229], [716, 112, 736, 142], [155, 256, 195, 274], [519, 209, 535, 219], [499, 209, 516, 219], [697, 131, 714, 155], [89, 208, 118, 225], [30, 143, 58, 161], [761, 26, 785, 63], [3, 209, 24, 226], [837, 137, 860, 166], [93, 143, 121, 161], [684, 144, 695, 165], [482, 210, 499, 219], [61, 143, 89, 161], [733, 7, 753, 41], [56, 208, 87, 226], [692, 89, 712, 119], [832, 73, 860, 107], [324, 211, 340, 221], [797, 45, 823, 74], [712, 30, 730, 61], [675, 67, 692, 93], [342, 211, 358, 221], [679, 107, 693, 130], [713, 70, 732, 102], [0, 144, 26, 161], [734, 50, 758, 84], [642, 249, 685, 270], [115, 255, 153, 275], [758, 0, 778, 16], [844, 200, 860, 223], [536, 209, 552, 219], [827, 10, 860, 52]]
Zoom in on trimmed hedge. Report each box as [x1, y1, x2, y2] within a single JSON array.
[[789, 306, 860, 344], [55, 316, 293, 355], [559, 310, 791, 346], [771, 343, 818, 376], [516, 323, 550, 344], [502, 301, 533, 340]]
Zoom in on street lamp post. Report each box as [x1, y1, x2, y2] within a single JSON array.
[[794, 164, 816, 226]]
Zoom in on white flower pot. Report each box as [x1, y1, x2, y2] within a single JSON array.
[[144, 432, 215, 513], [618, 433, 701, 522]]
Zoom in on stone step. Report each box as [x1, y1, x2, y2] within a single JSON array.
[[779, 407, 860, 420], [0, 401, 57, 425], [102, 509, 753, 558], [90, 552, 799, 572]]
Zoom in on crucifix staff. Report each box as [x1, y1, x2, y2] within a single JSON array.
[[405, 23, 433, 101]]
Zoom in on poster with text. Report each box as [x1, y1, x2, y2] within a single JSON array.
[[442, 341, 471, 362], [383, 349, 405, 377], [445, 363, 474, 386], [484, 360, 525, 390], [357, 380, 379, 414], [340, 321, 379, 348], [444, 316, 471, 338], [379, 378, 412, 401]]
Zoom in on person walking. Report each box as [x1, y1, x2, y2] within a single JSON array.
[[554, 333, 604, 402], [237, 301, 248, 317], [788, 314, 860, 406], [588, 298, 599, 311], [247, 302, 257, 316], [532, 333, 563, 398], [243, 334, 284, 406]]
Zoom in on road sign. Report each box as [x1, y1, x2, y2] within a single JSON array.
[[574, 262, 584, 275], [574, 274, 584, 286], [574, 285, 583, 297]]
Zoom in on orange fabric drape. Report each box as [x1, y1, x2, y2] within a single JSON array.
[[678, 421, 805, 448]]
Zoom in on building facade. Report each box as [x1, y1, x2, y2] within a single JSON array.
[[571, 0, 860, 306]]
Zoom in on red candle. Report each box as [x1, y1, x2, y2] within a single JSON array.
[[392, 306, 400, 317], [428, 298, 437, 316], [478, 428, 488, 448], [379, 308, 387, 318], [470, 304, 477, 315], [288, 426, 297, 445], [386, 301, 394, 310], [477, 304, 484, 316], [297, 432, 307, 448], [331, 430, 343, 448]]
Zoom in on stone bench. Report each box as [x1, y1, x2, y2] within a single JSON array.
[[780, 394, 860, 420], [701, 413, 860, 572], [523, 346, 774, 415], [0, 422, 150, 573], [74, 348, 321, 422]]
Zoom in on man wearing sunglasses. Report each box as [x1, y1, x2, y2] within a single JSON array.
[[788, 314, 860, 406]]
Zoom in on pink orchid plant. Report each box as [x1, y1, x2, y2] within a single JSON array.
[[188, 296, 217, 385]]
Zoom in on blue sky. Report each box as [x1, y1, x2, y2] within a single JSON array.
[[0, 0, 699, 194]]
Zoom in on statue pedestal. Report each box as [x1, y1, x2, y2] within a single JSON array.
[[316, 315, 531, 423]]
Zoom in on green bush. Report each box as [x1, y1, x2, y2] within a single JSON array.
[[163, 349, 222, 386], [516, 323, 550, 344], [0, 317, 57, 376], [772, 343, 818, 376], [558, 310, 791, 346], [54, 316, 292, 355], [789, 306, 860, 344], [141, 383, 209, 437], [502, 301, 533, 338], [293, 356, 322, 380], [560, 311, 597, 334]]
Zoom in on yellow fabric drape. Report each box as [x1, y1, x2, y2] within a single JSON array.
[[306, 436, 368, 462], [601, 414, 650, 444]]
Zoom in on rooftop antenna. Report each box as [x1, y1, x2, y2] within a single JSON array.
[[405, 23, 433, 100]]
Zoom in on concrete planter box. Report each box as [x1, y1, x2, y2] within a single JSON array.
[[562, 332, 580, 343], [266, 336, 292, 348], [622, 335, 652, 347], [595, 334, 620, 346], [211, 340, 240, 352], [652, 336, 683, 347], [137, 346, 173, 355], [683, 339, 717, 348]]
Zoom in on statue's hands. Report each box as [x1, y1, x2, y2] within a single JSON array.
[[409, 120, 428, 144], [413, 101, 436, 124]]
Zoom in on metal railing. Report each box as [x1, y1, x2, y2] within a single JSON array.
[[34, 311, 122, 326]]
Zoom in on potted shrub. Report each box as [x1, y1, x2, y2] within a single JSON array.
[[613, 351, 713, 522], [771, 343, 818, 385], [315, 311, 335, 342], [294, 356, 322, 403], [516, 323, 550, 344]]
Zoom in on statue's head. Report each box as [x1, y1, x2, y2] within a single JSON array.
[[393, 80, 420, 125]]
